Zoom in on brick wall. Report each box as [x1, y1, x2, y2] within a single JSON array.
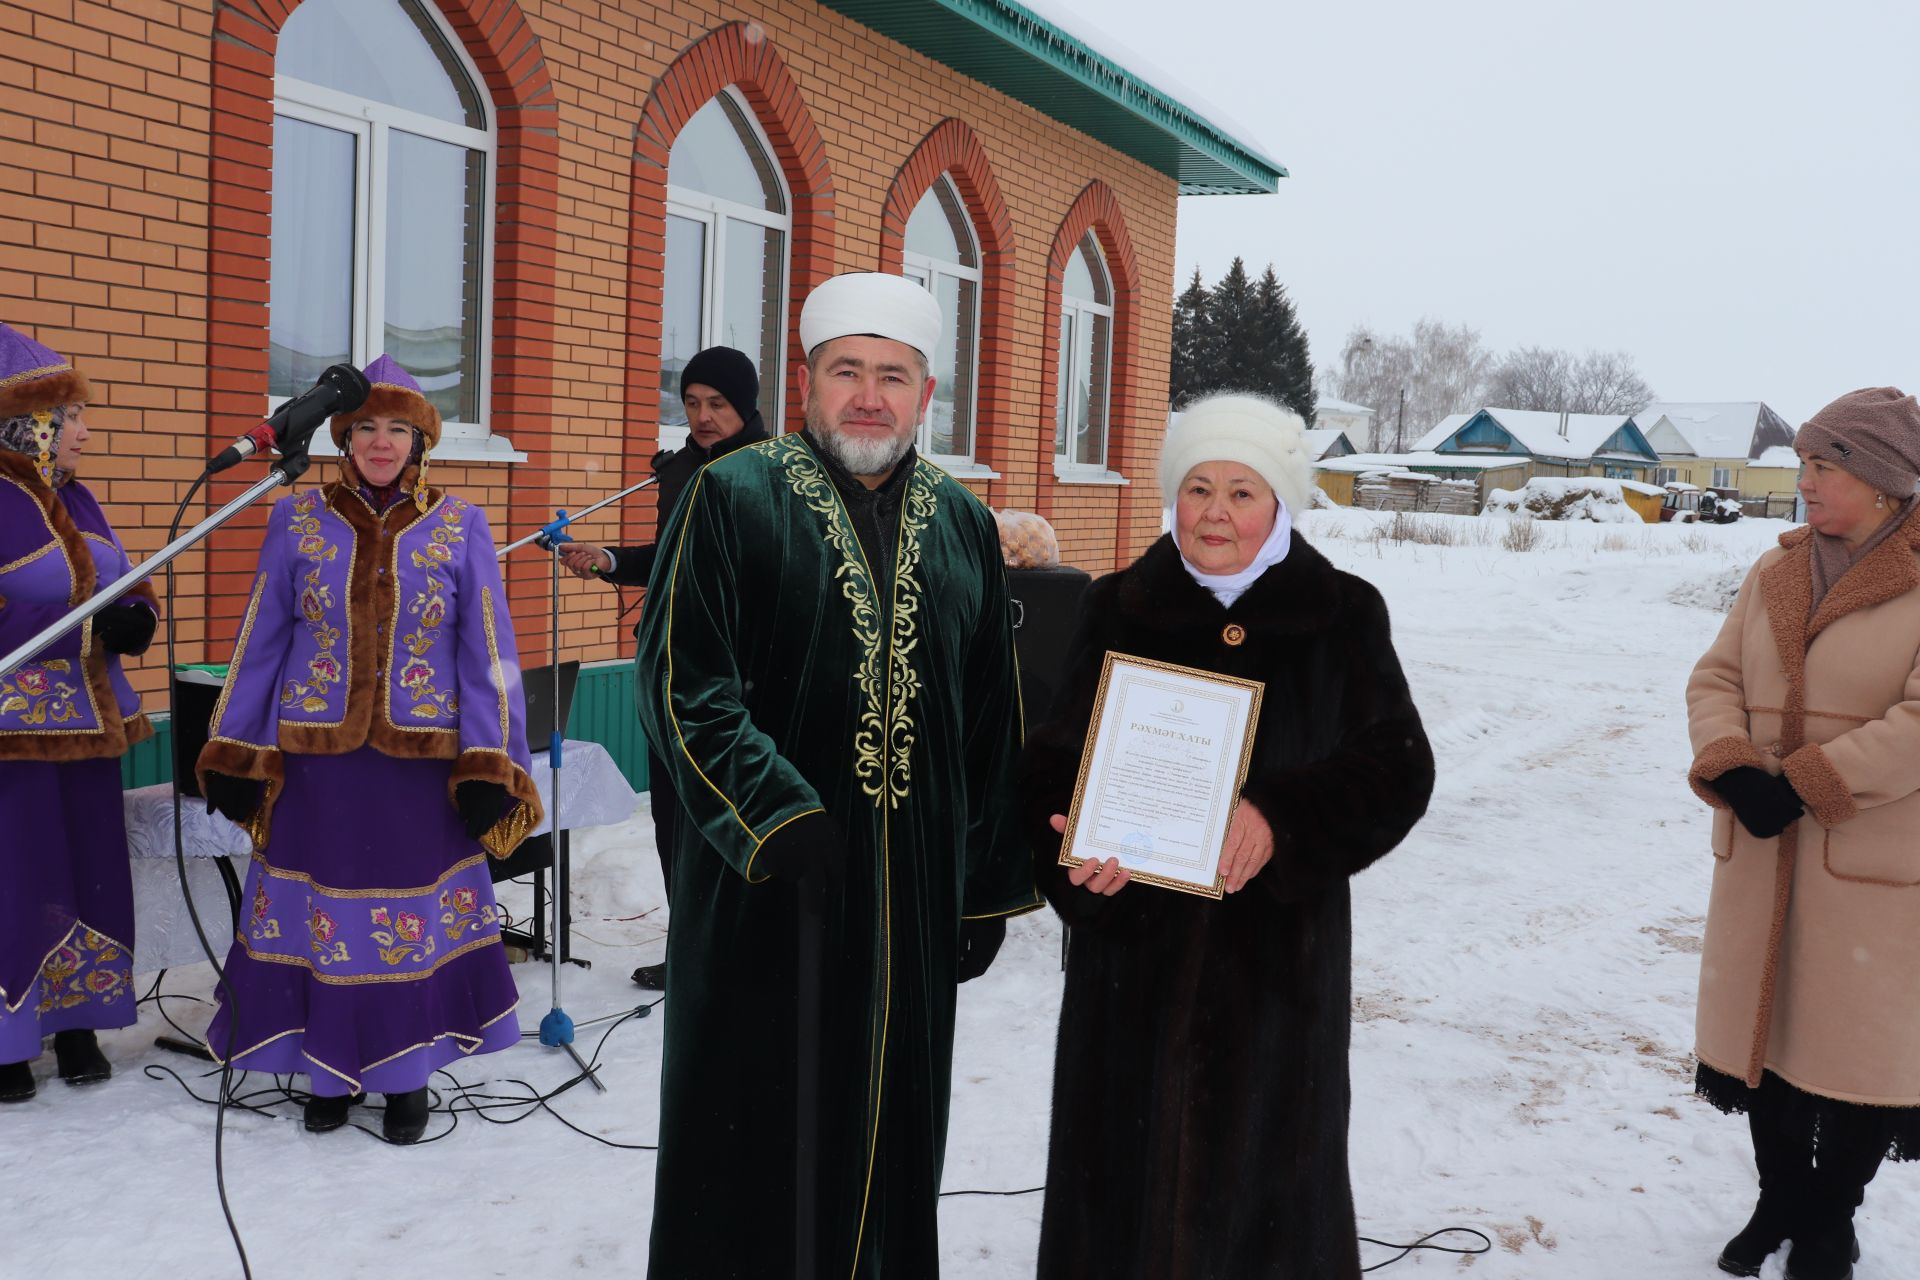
[[2, 0, 1181, 697]]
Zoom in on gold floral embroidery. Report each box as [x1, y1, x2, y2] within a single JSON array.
[[438, 886, 496, 941], [248, 881, 281, 942], [32, 929, 130, 1014], [397, 499, 466, 720], [280, 491, 344, 714], [771, 437, 887, 804], [883, 468, 938, 807], [306, 901, 351, 967], [370, 905, 439, 966], [0, 658, 83, 724]]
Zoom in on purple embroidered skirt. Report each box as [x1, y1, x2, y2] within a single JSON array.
[[0, 757, 138, 1066], [206, 747, 521, 1096]]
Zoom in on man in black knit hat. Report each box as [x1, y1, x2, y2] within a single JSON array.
[[562, 345, 769, 989]]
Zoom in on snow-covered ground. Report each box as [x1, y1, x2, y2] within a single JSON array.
[[10, 509, 1914, 1278]]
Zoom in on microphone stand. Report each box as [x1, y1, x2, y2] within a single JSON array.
[[0, 453, 313, 676], [496, 473, 657, 1095]]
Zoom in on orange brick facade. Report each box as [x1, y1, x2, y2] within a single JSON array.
[[2, 0, 1180, 698]]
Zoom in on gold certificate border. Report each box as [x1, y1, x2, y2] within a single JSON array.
[[1057, 651, 1265, 900]]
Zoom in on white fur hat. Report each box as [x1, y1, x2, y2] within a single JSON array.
[[799, 272, 942, 363], [1158, 393, 1313, 516]]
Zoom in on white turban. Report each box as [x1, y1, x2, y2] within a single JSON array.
[[799, 272, 942, 364]]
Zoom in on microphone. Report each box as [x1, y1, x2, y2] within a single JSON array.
[[206, 363, 372, 475]]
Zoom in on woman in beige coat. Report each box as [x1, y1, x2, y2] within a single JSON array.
[[1687, 386, 1920, 1280]]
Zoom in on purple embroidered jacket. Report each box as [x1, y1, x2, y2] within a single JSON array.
[[197, 483, 541, 855], [0, 452, 154, 760]]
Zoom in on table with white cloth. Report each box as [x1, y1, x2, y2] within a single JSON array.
[[122, 739, 640, 974]]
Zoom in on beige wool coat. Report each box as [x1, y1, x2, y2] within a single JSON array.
[[1687, 512, 1920, 1104]]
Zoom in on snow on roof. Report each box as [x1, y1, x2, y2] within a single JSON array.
[[1314, 451, 1529, 474], [1301, 428, 1352, 458], [1014, 0, 1281, 172], [1421, 409, 1648, 461], [1314, 397, 1375, 416], [1413, 414, 1473, 451], [1640, 402, 1793, 460], [1752, 445, 1801, 469]]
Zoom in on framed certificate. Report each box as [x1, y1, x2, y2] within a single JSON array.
[[1058, 652, 1264, 899]]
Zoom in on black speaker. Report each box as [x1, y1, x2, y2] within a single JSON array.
[[1007, 565, 1091, 727], [169, 669, 225, 798]]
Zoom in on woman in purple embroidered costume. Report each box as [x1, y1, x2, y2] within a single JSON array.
[[0, 322, 158, 1104], [197, 355, 540, 1143]]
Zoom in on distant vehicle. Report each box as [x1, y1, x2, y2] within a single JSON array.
[[1660, 482, 1741, 524]]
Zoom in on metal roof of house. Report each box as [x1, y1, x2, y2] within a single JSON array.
[[1302, 428, 1353, 459], [1640, 402, 1795, 461], [1314, 396, 1375, 416], [819, 0, 1284, 194], [1417, 408, 1659, 463]]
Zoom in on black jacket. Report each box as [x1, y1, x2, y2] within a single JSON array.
[[598, 412, 769, 587], [1022, 532, 1434, 1280]]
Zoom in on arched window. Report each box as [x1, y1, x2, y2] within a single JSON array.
[[662, 90, 790, 447], [1056, 231, 1113, 470], [270, 0, 494, 438], [899, 176, 980, 463]]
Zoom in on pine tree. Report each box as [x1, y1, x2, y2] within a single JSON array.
[[1253, 266, 1316, 425], [1169, 267, 1212, 408], [1207, 257, 1257, 393]]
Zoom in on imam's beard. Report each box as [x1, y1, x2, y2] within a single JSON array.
[[810, 407, 913, 478]]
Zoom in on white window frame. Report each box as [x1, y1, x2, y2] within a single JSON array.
[[1711, 466, 1734, 489], [662, 88, 791, 453], [901, 175, 987, 475], [1654, 466, 1678, 486], [1055, 232, 1120, 482], [270, 5, 506, 460]]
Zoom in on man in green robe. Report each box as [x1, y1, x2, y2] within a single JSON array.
[[636, 272, 1041, 1277]]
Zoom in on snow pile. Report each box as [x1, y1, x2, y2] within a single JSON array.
[[1485, 476, 1643, 523], [1669, 565, 1749, 612]]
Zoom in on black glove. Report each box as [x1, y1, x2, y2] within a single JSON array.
[[456, 780, 514, 841], [956, 917, 1006, 984], [94, 601, 156, 656], [1712, 766, 1804, 840], [203, 773, 263, 826], [756, 811, 847, 909]]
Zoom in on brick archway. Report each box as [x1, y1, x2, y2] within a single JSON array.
[[624, 22, 835, 536], [1040, 182, 1142, 563], [878, 119, 1016, 482], [203, 0, 560, 647]]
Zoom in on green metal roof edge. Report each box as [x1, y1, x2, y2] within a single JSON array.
[[819, 0, 1284, 195]]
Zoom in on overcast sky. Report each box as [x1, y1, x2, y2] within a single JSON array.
[[1046, 0, 1919, 429]]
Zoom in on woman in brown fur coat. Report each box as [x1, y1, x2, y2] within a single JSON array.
[[1023, 394, 1433, 1279], [1687, 387, 1920, 1280]]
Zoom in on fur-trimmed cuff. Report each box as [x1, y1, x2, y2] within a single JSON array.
[[1688, 734, 1767, 808], [195, 738, 285, 852], [447, 749, 543, 859], [1781, 743, 1858, 829]]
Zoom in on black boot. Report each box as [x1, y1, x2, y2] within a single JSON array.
[[52, 1030, 111, 1085], [303, 1092, 352, 1133], [1784, 1223, 1859, 1280], [631, 962, 667, 991], [1718, 1200, 1797, 1276], [1719, 1092, 1812, 1275], [1785, 1101, 1889, 1280], [382, 1087, 430, 1144], [0, 1061, 35, 1103]]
